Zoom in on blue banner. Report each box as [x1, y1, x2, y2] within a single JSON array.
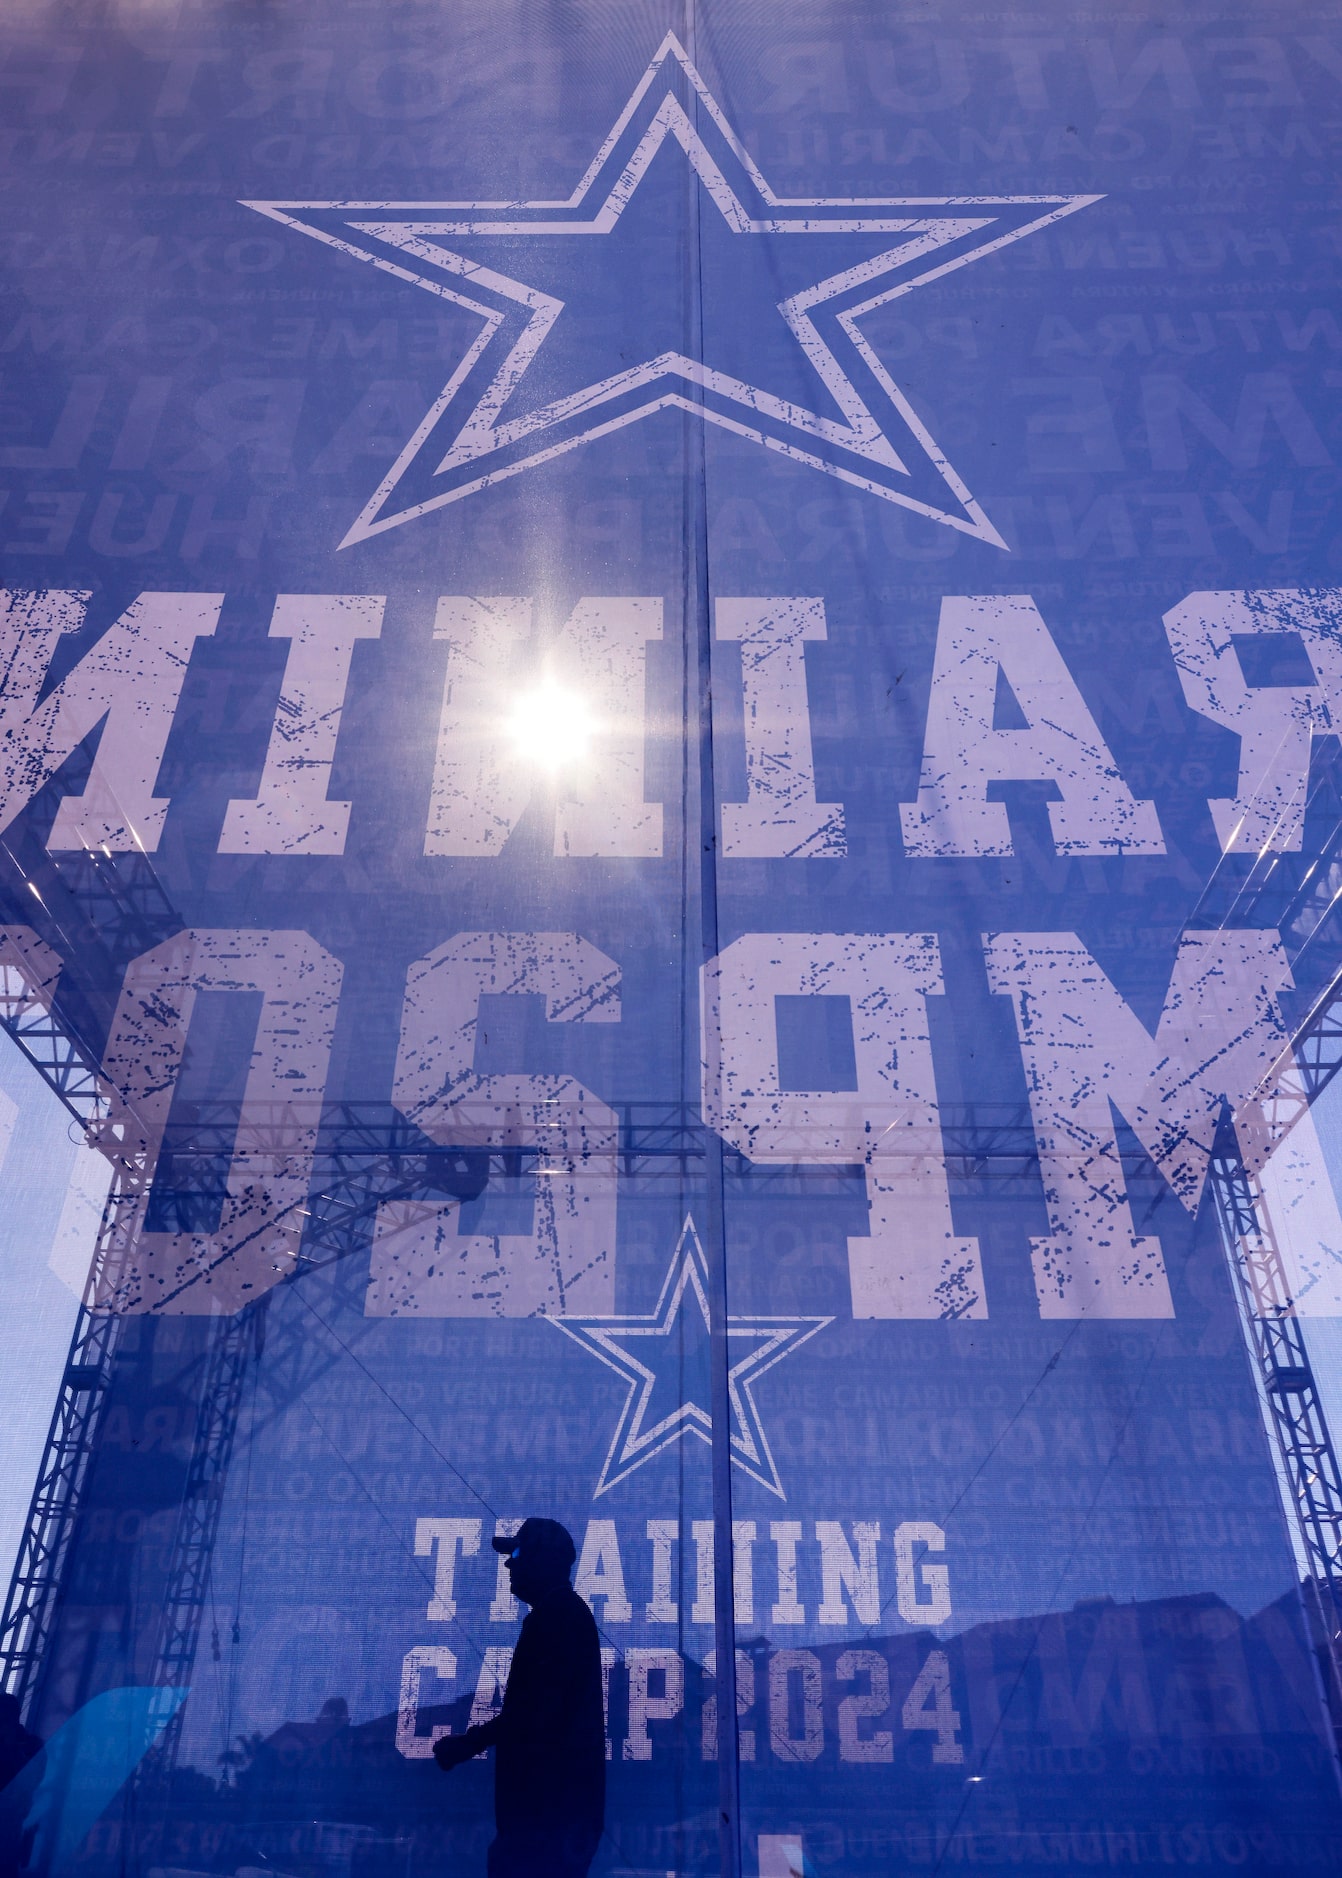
[[1, 4, 1342, 1875]]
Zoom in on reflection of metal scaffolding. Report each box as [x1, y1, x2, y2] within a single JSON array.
[[0, 1250, 126, 1714], [0, 799, 195, 1712], [0, 929, 106, 1125], [139, 1104, 732, 1754], [144, 1303, 266, 1763], [0, 822, 183, 1711], [1207, 959, 1342, 1754], [1186, 736, 1342, 1747], [129, 1096, 878, 1756], [1210, 1123, 1342, 1700], [0, 927, 124, 1713], [140, 1131, 491, 1769]]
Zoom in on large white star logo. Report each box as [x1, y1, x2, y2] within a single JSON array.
[[246, 35, 1099, 550], [554, 1215, 830, 1499]]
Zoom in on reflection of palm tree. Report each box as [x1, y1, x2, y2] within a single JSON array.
[[218, 1731, 265, 1782]]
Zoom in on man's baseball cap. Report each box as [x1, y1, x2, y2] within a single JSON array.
[[491, 1517, 576, 1568]]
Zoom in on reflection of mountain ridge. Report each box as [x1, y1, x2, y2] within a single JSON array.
[[150, 1585, 1341, 1878]]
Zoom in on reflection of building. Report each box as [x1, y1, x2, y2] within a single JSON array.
[[143, 1590, 1342, 1877]]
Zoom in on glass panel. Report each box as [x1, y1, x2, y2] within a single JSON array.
[[1, 4, 1342, 1878]]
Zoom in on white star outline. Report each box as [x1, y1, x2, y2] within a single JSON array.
[[245, 34, 1101, 549], [553, 1215, 831, 1500]]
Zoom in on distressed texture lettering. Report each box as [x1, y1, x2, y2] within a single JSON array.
[[985, 929, 1342, 1317], [0, 588, 221, 850], [901, 594, 1164, 857], [716, 596, 844, 858], [93, 928, 343, 1313], [702, 932, 983, 1319], [220, 592, 384, 854], [369, 931, 620, 1317], [1164, 586, 1342, 853]]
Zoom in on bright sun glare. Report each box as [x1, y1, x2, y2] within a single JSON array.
[[504, 683, 597, 771]]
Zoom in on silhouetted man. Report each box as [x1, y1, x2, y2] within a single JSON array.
[[434, 1518, 604, 1878]]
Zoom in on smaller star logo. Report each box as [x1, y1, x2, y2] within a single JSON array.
[[555, 1216, 830, 1498]]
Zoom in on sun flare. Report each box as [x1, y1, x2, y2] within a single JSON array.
[[504, 683, 597, 772]]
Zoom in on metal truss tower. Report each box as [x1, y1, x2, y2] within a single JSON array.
[[1209, 1118, 1342, 1730], [1206, 960, 1342, 1749], [0, 814, 190, 1717], [0, 926, 121, 1714]]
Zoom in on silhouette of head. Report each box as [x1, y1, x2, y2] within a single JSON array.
[[0, 1693, 23, 1738], [492, 1518, 576, 1606]]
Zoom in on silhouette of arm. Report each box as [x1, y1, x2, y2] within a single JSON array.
[[432, 1715, 500, 1772]]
